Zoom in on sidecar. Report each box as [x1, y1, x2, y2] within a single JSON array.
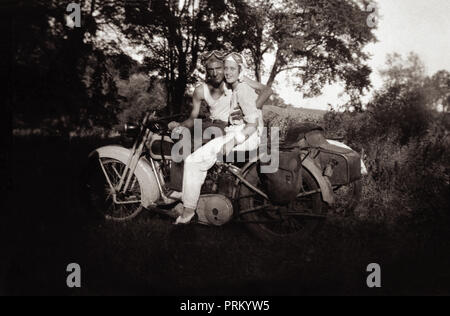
[[282, 123, 364, 214]]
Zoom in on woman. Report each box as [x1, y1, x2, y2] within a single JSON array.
[[175, 52, 264, 225], [221, 52, 264, 154]]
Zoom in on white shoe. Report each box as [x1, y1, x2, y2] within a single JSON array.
[[168, 190, 183, 200], [165, 203, 184, 219], [174, 210, 196, 225]]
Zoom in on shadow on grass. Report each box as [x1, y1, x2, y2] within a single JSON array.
[[2, 135, 450, 295]]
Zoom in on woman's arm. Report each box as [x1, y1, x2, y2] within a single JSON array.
[[222, 83, 261, 153], [234, 83, 261, 143], [242, 76, 273, 109], [223, 122, 257, 154], [240, 123, 258, 141]]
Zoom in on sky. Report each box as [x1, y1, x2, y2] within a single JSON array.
[[276, 0, 450, 110]]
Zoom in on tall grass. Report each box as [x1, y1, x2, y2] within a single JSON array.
[[323, 110, 450, 224], [263, 103, 449, 225]]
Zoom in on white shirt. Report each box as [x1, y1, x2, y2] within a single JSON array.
[[202, 83, 232, 122]]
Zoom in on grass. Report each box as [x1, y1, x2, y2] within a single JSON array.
[[2, 134, 450, 296]]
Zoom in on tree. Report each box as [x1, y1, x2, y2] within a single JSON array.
[[227, 0, 377, 99], [92, 0, 377, 114], [379, 52, 426, 88], [95, 0, 244, 114], [367, 53, 436, 144], [367, 84, 431, 145], [116, 73, 167, 125], [11, 0, 381, 130], [379, 52, 450, 113], [423, 70, 450, 112], [12, 0, 131, 133]]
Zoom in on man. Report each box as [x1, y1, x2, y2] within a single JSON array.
[[167, 50, 272, 196]]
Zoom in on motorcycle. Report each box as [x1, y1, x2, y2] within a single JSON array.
[[84, 111, 363, 241]]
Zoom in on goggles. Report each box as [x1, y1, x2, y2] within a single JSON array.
[[201, 50, 227, 64]]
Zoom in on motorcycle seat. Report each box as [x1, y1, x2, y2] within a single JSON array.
[[284, 123, 323, 142]]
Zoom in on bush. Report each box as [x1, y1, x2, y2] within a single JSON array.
[[324, 103, 449, 222], [116, 74, 167, 126], [400, 118, 450, 213], [367, 84, 432, 145]]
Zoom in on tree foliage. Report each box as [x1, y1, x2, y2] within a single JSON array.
[[89, 0, 379, 112], [423, 70, 450, 112], [326, 53, 447, 147], [11, 0, 380, 132], [378, 52, 450, 113], [379, 52, 426, 88], [227, 0, 377, 97], [95, 0, 245, 113], [11, 0, 132, 133], [367, 84, 431, 145], [116, 74, 167, 125]]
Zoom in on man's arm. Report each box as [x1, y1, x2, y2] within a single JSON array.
[[169, 85, 203, 130], [242, 76, 273, 109], [182, 86, 203, 129]]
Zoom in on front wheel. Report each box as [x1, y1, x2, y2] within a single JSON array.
[[85, 158, 143, 222], [238, 164, 325, 242]]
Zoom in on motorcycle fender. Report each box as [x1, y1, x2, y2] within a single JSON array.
[[302, 157, 335, 205], [89, 145, 161, 208]]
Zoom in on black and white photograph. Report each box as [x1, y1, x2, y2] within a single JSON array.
[[1, 0, 449, 299]]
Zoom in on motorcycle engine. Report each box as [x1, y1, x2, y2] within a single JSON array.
[[197, 194, 234, 226]]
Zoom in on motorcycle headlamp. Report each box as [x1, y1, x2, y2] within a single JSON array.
[[124, 123, 139, 138]]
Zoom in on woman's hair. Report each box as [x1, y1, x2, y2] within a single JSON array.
[[224, 52, 247, 81], [224, 52, 246, 67]]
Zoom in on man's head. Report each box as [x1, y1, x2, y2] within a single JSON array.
[[202, 50, 226, 86]]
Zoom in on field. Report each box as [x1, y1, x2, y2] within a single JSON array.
[[1, 131, 450, 296]]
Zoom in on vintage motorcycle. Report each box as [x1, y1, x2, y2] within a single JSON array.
[[84, 111, 363, 241]]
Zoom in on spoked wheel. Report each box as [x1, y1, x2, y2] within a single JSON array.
[[330, 180, 362, 217], [239, 164, 325, 242], [86, 158, 143, 222]]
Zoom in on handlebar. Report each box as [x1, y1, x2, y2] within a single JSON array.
[[145, 113, 185, 134], [149, 113, 184, 123], [120, 113, 185, 137]]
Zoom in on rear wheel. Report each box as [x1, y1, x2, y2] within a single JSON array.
[[85, 158, 143, 222], [239, 164, 325, 242]]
